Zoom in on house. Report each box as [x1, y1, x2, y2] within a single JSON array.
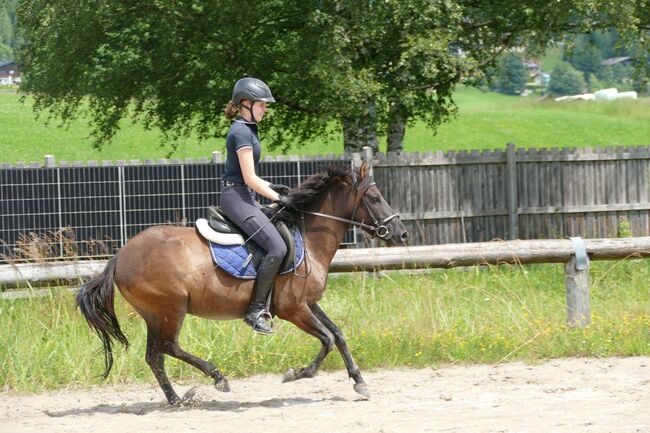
[[0, 61, 21, 85]]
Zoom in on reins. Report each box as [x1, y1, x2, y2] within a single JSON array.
[[302, 175, 399, 240]]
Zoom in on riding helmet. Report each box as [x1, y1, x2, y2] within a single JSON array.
[[232, 77, 276, 104]]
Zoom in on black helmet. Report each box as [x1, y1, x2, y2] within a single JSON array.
[[232, 77, 275, 104]]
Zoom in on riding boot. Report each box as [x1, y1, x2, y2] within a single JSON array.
[[244, 256, 281, 335]]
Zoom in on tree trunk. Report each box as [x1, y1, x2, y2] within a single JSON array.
[[342, 101, 379, 153], [386, 103, 407, 153]]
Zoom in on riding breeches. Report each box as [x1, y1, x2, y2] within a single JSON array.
[[219, 185, 287, 262]]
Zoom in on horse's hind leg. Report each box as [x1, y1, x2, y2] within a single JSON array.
[[145, 323, 182, 405], [310, 303, 369, 398], [149, 312, 230, 393], [163, 341, 230, 393], [281, 304, 335, 382], [144, 313, 229, 405]]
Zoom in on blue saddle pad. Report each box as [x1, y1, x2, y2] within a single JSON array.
[[209, 229, 304, 279]]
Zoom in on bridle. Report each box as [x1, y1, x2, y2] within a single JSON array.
[[302, 175, 400, 239]]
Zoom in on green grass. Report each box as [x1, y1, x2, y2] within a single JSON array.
[[2, 86, 650, 164], [1, 260, 648, 393]]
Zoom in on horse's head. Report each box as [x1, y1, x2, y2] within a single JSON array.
[[349, 162, 409, 246]]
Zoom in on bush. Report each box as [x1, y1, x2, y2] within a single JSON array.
[[548, 64, 587, 95]]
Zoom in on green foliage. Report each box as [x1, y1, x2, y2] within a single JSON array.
[[15, 1, 650, 153], [0, 0, 17, 59], [565, 33, 604, 84], [548, 64, 587, 95], [1, 260, 649, 392], [0, 42, 11, 60], [496, 52, 526, 95]]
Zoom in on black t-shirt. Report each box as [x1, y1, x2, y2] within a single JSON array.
[[222, 117, 261, 184]]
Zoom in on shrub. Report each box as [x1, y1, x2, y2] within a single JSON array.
[[548, 64, 587, 95]]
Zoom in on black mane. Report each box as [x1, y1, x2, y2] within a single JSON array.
[[271, 165, 352, 227]]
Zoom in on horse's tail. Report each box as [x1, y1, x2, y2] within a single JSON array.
[[76, 255, 129, 379]]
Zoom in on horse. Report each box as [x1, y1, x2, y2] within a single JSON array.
[[76, 162, 409, 405]]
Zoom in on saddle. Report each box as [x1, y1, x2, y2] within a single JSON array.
[[195, 206, 303, 279]]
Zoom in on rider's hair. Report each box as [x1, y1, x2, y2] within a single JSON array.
[[224, 100, 240, 119]]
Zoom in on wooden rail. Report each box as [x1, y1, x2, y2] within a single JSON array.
[[2, 237, 649, 326]]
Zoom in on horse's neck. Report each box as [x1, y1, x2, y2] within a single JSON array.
[[303, 196, 351, 266]]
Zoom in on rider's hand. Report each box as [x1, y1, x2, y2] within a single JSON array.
[[276, 194, 297, 211], [269, 183, 291, 195]]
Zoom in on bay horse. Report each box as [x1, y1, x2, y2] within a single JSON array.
[[76, 162, 408, 405]]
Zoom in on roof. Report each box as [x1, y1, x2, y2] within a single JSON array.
[[0, 60, 16, 68], [601, 56, 632, 66]]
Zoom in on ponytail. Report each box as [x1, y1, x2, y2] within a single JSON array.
[[224, 100, 239, 119]]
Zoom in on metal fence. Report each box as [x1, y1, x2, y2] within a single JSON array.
[[0, 154, 355, 261], [2, 144, 650, 262]]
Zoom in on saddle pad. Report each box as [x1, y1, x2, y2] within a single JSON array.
[[209, 229, 305, 279]]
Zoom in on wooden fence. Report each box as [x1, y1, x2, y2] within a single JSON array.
[[375, 144, 650, 245], [4, 236, 649, 327]]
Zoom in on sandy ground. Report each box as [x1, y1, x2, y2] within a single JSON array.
[[1, 357, 649, 433]]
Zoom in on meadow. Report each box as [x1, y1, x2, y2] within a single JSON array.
[[1, 260, 649, 392], [2, 86, 650, 164]]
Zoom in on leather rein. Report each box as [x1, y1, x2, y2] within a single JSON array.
[[301, 176, 399, 239]]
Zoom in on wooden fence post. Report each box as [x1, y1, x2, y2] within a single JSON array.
[[506, 142, 519, 240], [565, 237, 591, 327]]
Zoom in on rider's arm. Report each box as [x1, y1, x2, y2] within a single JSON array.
[[237, 148, 280, 201]]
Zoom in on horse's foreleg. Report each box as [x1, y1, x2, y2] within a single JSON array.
[[282, 304, 334, 382], [310, 303, 369, 398]]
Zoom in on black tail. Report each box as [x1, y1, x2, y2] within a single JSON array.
[[76, 255, 129, 379]]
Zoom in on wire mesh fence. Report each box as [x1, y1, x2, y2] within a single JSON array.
[[0, 156, 357, 262]]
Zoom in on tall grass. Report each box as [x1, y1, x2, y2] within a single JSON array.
[[1, 260, 648, 393]]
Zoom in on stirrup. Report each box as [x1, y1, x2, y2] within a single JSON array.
[[244, 309, 274, 335]]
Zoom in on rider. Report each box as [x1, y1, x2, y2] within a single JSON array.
[[220, 77, 294, 335]]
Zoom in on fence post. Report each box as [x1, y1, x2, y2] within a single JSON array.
[[212, 151, 223, 164], [565, 237, 591, 327], [362, 146, 375, 174], [44, 154, 55, 168], [506, 142, 519, 240]]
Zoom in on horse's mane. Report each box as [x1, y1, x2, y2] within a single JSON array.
[[272, 165, 352, 227]]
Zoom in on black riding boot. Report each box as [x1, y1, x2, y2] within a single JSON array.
[[244, 256, 281, 335]]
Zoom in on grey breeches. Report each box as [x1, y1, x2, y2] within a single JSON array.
[[219, 185, 287, 262]]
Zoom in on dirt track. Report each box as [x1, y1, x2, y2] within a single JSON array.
[[2, 357, 649, 433]]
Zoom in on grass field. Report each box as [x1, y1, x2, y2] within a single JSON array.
[[1, 260, 648, 393], [2, 86, 650, 164]]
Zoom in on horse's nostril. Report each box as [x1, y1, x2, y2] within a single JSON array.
[[401, 232, 409, 241]]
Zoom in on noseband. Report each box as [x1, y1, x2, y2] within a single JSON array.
[[302, 175, 400, 239]]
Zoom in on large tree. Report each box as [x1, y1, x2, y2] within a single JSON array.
[[16, 0, 650, 153]]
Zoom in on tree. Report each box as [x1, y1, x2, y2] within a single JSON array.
[[16, 1, 650, 153], [548, 64, 586, 95], [0, 0, 18, 59], [496, 52, 526, 95]]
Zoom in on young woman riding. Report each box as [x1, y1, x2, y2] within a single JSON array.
[[220, 77, 294, 335]]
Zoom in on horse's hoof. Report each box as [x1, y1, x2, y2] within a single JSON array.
[[282, 368, 297, 383], [353, 383, 370, 399], [215, 378, 230, 392]]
